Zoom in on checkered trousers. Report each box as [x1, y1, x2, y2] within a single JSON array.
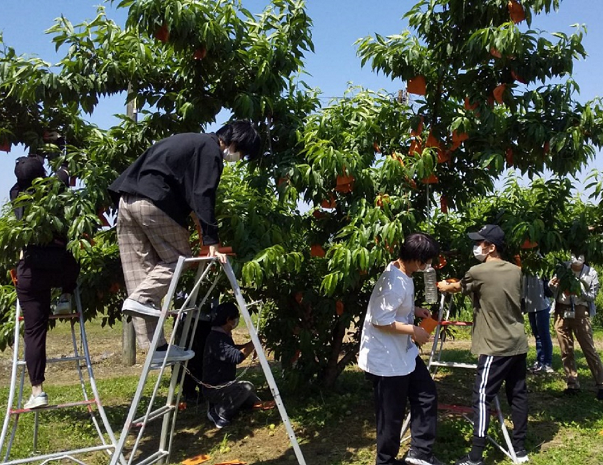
[[117, 195, 192, 350]]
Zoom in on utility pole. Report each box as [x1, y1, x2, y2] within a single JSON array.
[[123, 85, 137, 366]]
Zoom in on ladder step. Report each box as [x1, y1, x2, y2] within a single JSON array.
[[135, 450, 169, 465], [439, 404, 500, 415], [10, 399, 97, 415], [17, 313, 81, 322], [441, 320, 473, 326], [132, 405, 175, 426], [16, 355, 86, 366], [0, 444, 115, 465], [168, 306, 197, 316], [430, 361, 478, 369]]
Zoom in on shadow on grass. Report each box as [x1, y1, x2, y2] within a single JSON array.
[[2, 345, 602, 464]]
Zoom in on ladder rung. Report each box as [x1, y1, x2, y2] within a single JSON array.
[[0, 444, 115, 465], [16, 355, 85, 366], [17, 313, 81, 322], [430, 361, 478, 369], [132, 405, 175, 426], [441, 321, 473, 326], [134, 450, 169, 465], [439, 404, 500, 415], [10, 399, 97, 415], [168, 306, 197, 316], [47, 355, 86, 363]]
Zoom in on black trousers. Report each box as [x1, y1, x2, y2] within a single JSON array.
[[16, 249, 79, 386], [202, 380, 260, 421], [472, 353, 528, 450], [367, 356, 438, 465]]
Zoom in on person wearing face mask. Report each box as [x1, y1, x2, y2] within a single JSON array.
[[202, 302, 261, 429], [108, 121, 260, 364], [548, 252, 603, 399], [358, 233, 445, 465], [437, 225, 529, 465]]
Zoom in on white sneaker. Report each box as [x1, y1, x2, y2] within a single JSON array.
[[24, 392, 48, 409], [122, 298, 161, 317], [54, 295, 72, 315], [151, 345, 194, 365]]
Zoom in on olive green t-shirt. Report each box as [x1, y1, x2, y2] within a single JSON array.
[[461, 260, 528, 356]]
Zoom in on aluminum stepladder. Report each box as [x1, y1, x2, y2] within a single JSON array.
[[109, 256, 307, 465], [401, 293, 521, 464], [0, 287, 124, 465]]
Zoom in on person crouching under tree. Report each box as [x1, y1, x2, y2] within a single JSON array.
[[202, 302, 269, 429]]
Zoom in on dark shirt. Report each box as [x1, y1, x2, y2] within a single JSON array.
[[461, 260, 528, 356], [202, 328, 244, 388], [108, 133, 223, 245], [10, 164, 70, 245]]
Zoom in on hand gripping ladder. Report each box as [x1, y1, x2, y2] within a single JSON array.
[[109, 256, 307, 465], [0, 287, 123, 465], [401, 294, 521, 464]]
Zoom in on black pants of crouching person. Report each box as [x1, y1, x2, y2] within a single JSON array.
[[202, 380, 261, 421], [16, 246, 80, 386]]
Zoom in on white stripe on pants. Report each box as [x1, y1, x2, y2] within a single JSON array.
[[476, 355, 493, 438], [117, 195, 192, 350]]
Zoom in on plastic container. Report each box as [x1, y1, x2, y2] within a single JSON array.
[[423, 264, 438, 304]]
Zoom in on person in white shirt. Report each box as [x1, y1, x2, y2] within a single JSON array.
[[358, 233, 443, 465]]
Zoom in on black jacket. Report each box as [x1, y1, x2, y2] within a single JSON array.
[[109, 133, 223, 245], [202, 329, 244, 388]]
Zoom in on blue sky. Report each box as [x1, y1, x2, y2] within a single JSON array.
[[1, 0, 602, 202]]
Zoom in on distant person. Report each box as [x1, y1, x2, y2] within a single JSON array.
[[108, 122, 260, 364], [202, 302, 268, 429], [438, 225, 529, 465], [523, 274, 554, 374], [549, 253, 603, 399], [358, 233, 445, 465], [11, 156, 80, 409]]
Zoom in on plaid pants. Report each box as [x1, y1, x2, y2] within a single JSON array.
[[117, 195, 191, 350]]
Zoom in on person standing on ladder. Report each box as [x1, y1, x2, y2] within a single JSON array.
[[11, 155, 80, 409], [437, 224, 529, 465], [358, 232, 445, 465], [109, 121, 260, 364]]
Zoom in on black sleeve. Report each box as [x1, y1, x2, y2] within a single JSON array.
[[9, 183, 24, 220], [55, 165, 70, 186], [187, 145, 223, 246], [217, 338, 245, 365]]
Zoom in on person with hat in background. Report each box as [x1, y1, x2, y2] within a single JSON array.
[[108, 121, 260, 365], [548, 252, 603, 399], [202, 302, 268, 429], [10, 155, 80, 409], [437, 225, 529, 465]]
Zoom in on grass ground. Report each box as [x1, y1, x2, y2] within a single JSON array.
[[1, 319, 603, 464]]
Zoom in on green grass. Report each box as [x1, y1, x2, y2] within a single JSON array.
[[1, 318, 603, 464]]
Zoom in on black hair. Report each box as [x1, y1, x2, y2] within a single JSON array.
[[482, 240, 506, 255], [216, 120, 261, 160], [398, 233, 440, 264], [211, 302, 239, 327]]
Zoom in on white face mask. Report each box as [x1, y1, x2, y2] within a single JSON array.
[[231, 317, 240, 329], [473, 245, 488, 262], [223, 147, 242, 163], [570, 254, 585, 266]]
